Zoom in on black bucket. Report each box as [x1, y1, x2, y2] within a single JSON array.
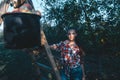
[[1, 13, 41, 49]]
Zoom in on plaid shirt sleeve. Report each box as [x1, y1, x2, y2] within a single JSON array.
[[80, 55, 84, 64], [79, 48, 85, 64], [55, 40, 69, 51]]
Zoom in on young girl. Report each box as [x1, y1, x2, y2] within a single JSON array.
[[50, 29, 86, 80]]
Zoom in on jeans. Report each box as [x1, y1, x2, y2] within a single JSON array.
[[60, 66, 83, 80]]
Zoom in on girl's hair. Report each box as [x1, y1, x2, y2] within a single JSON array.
[[67, 27, 77, 33], [67, 28, 85, 56]]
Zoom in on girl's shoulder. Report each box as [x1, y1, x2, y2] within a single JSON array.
[[57, 40, 69, 47], [60, 40, 69, 45], [63, 40, 69, 44]]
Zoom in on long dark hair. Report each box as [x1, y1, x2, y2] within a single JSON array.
[[67, 28, 85, 56]]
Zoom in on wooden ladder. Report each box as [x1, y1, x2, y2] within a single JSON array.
[[40, 27, 61, 80]]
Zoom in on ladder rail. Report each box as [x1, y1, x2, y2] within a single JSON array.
[[41, 27, 61, 80]]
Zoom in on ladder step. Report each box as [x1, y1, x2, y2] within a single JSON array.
[[36, 62, 52, 71]]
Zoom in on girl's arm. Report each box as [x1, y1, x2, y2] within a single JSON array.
[[50, 44, 58, 50], [50, 41, 63, 50], [80, 49, 86, 80], [81, 63, 86, 80]]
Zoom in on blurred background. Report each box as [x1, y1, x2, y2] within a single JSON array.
[[0, 0, 120, 80]]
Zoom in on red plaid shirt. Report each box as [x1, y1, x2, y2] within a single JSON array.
[[55, 40, 84, 76]]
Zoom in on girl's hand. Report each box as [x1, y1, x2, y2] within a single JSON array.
[[50, 44, 57, 49], [82, 77, 86, 80]]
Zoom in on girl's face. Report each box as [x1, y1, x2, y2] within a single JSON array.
[[67, 29, 77, 41]]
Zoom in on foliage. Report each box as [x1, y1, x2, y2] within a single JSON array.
[[0, 0, 120, 80], [42, 0, 120, 55], [41, 0, 120, 79]]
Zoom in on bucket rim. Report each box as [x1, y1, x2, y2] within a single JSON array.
[[1, 13, 41, 19]]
